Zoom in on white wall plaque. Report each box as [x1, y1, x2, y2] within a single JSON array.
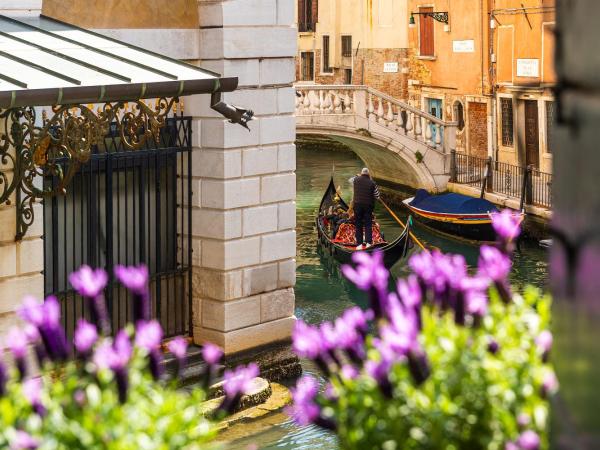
[[516, 59, 539, 77], [383, 62, 399, 73], [452, 40, 475, 53]]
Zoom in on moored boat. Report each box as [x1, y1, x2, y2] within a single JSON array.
[[316, 177, 412, 268], [403, 189, 522, 242]]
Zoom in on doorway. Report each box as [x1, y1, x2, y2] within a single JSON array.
[[427, 98, 443, 143], [524, 100, 540, 168]]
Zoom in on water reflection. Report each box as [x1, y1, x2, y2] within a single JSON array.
[[224, 145, 549, 450]]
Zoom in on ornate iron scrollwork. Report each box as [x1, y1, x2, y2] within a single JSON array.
[[0, 98, 177, 240]]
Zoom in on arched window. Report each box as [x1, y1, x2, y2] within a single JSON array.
[[453, 101, 465, 131]]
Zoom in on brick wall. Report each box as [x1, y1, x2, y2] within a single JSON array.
[[297, 47, 410, 100], [468, 101, 488, 158]]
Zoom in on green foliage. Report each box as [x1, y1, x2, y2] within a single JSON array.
[[0, 340, 217, 449], [415, 151, 424, 164], [324, 287, 554, 450]]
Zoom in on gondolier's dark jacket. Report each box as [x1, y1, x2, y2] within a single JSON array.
[[351, 174, 380, 207]]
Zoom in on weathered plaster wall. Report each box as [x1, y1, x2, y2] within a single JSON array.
[[42, 0, 199, 29]]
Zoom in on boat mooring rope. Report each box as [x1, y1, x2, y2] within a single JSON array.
[[379, 198, 431, 254]]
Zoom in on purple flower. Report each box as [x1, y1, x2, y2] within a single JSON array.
[[69, 265, 108, 298], [478, 245, 512, 282], [541, 371, 559, 397], [365, 357, 393, 397], [223, 363, 259, 398], [0, 358, 7, 396], [114, 265, 150, 323], [341, 364, 359, 380], [202, 342, 223, 366], [491, 209, 522, 244], [93, 331, 132, 372], [69, 266, 109, 334], [517, 413, 531, 428], [168, 337, 188, 359], [341, 307, 372, 335], [342, 251, 388, 318], [516, 430, 540, 450], [167, 337, 188, 377], [478, 245, 512, 302], [17, 296, 44, 327], [135, 321, 162, 352], [292, 321, 324, 360], [380, 293, 419, 358], [287, 375, 320, 426], [397, 275, 422, 309], [10, 431, 39, 450], [505, 443, 518, 450], [93, 331, 132, 403], [135, 321, 163, 380], [22, 378, 45, 416], [6, 327, 28, 379], [219, 363, 260, 414], [487, 338, 500, 355], [74, 320, 98, 357], [535, 330, 553, 362], [462, 276, 490, 320], [407, 348, 431, 386]]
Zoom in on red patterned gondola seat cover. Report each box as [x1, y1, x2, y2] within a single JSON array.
[[332, 223, 385, 246]]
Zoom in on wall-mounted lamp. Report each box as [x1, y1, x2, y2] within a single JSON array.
[[409, 11, 449, 28]]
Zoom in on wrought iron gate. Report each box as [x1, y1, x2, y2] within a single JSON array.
[[43, 116, 192, 339]]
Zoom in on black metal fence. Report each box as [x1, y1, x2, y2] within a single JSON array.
[[43, 116, 193, 340], [450, 151, 553, 209]]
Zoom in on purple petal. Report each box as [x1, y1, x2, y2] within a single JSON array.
[[135, 320, 163, 351], [10, 430, 39, 450], [516, 430, 540, 450], [69, 265, 108, 298], [74, 320, 98, 355], [114, 265, 148, 295], [491, 209, 522, 243], [167, 337, 188, 360], [201, 342, 223, 366]]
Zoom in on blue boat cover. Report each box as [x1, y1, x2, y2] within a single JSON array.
[[409, 189, 499, 215]]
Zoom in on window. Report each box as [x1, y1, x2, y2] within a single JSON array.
[[298, 0, 317, 32], [300, 52, 315, 81], [342, 36, 352, 57], [344, 69, 352, 84], [322, 36, 332, 73], [501, 98, 514, 147], [545, 101, 555, 154], [419, 7, 434, 56], [453, 101, 465, 131]]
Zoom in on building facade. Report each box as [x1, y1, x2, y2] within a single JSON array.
[[406, 0, 555, 172], [296, 0, 411, 99]]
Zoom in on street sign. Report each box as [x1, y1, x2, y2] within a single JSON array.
[[517, 59, 540, 77], [383, 62, 399, 73], [452, 40, 475, 53]]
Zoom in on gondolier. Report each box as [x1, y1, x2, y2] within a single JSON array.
[[349, 168, 380, 249]]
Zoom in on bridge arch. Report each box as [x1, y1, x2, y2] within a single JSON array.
[[297, 126, 438, 191], [295, 85, 458, 192]]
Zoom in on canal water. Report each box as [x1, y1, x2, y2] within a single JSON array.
[[224, 144, 549, 449]]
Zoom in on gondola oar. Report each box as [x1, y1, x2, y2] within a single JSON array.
[[379, 198, 431, 254]]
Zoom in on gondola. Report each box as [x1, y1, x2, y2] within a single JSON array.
[[403, 189, 523, 242], [316, 177, 413, 268]]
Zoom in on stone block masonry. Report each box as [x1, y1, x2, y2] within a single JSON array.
[[192, 0, 297, 355]]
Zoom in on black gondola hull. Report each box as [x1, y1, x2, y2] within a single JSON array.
[[316, 178, 412, 269]]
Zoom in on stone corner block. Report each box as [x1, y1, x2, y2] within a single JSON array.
[[278, 259, 296, 289], [193, 316, 295, 354], [192, 268, 243, 301], [243, 263, 278, 297], [201, 296, 261, 332], [260, 230, 296, 263], [261, 173, 296, 204], [260, 287, 295, 323]]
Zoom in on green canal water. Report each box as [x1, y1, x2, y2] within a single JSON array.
[[225, 145, 551, 449]]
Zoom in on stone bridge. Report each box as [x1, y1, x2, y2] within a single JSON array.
[[295, 85, 458, 191]]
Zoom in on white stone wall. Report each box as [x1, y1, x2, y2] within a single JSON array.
[[190, 0, 297, 354], [0, 1, 42, 16]]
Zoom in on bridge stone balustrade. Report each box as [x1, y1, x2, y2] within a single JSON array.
[[295, 85, 458, 191]]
